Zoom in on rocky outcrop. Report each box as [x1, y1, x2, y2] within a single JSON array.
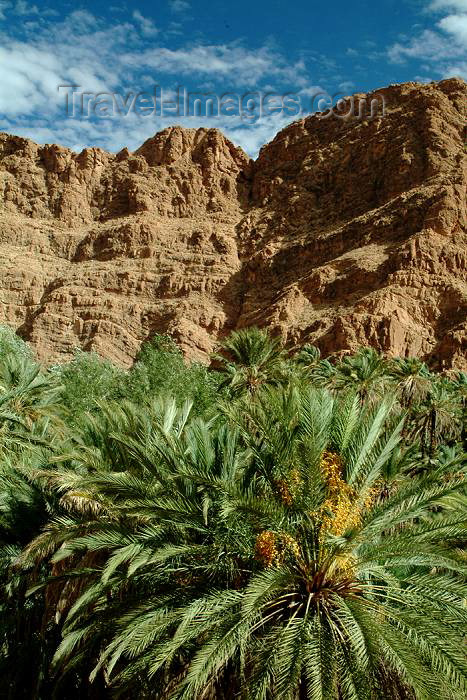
[[0, 79, 465, 368]]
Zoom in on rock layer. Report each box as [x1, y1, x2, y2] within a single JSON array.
[[0, 79, 466, 368]]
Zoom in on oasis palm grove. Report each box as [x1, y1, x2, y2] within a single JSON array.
[[0, 326, 465, 699]]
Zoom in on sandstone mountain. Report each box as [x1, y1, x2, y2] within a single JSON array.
[[0, 78, 466, 368]]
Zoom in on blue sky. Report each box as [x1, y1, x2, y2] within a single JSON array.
[[0, 0, 466, 156]]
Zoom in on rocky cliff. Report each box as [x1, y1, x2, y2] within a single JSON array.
[[0, 78, 466, 368]]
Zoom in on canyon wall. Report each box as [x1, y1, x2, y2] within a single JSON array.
[[0, 78, 465, 368]]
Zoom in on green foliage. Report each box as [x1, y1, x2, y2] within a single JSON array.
[[50, 349, 125, 419], [53, 336, 220, 421], [0, 326, 465, 699], [0, 324, 33, 362], [126, 334, 221, 415]]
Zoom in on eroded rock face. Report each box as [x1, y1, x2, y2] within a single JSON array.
[[0, 79, 465, 368]]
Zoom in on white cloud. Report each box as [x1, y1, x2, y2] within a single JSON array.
[[443, 59, 467, 75], [62, 9, 96, 32], [132, 10, 158, 37], [388, 28, 462, 62], [387, 2, 467, 80], [0, 1, 11, 19], [123, 45, 308, 86], [169, 0, 190, 13], [0, 8, 317, 156], [438, 12, 467, 43], [14, 1, 40, 15], [338, 80, 356, 93], [0, 13, 132, 119], [428, 0, 467, 11]]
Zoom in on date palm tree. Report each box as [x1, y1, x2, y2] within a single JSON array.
[[0, 354, 63, 453], [451, 372, 467, 449], [214, 327, 287, 398], [27, 388, 466, 700], [295, 344, 322, 375], [326, 348, 392, 402], [411, 381, 463, 457], [389, 357, 432, 408], [0, 448, 62, 700]]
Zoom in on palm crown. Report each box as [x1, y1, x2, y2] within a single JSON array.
[[214, 327, 287, 397]]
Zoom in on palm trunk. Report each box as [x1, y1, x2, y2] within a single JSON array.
[[299, 675, 307, 700], [429, 409, 436, 458]]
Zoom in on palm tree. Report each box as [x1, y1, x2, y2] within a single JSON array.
[[411, 381, 463, 457], [452, 371, 467, 406], [327, 348, 393, 402], [0, 351, 100, 699], [214, 327, 287, 398], [30, 388, 466, 699], [0, 354, 63, 452], [17, 398, 250, 696], [0, 449, 61, 700], [451, 372, 467, 449], [389, 357, 433, 408], [295, 344, 321, 372], [307, 358, 338, 389]]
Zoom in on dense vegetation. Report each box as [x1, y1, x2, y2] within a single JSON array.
[[0, 325, 465, 700]]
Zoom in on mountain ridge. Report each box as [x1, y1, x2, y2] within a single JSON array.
[[0, 77, 466, 368]]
